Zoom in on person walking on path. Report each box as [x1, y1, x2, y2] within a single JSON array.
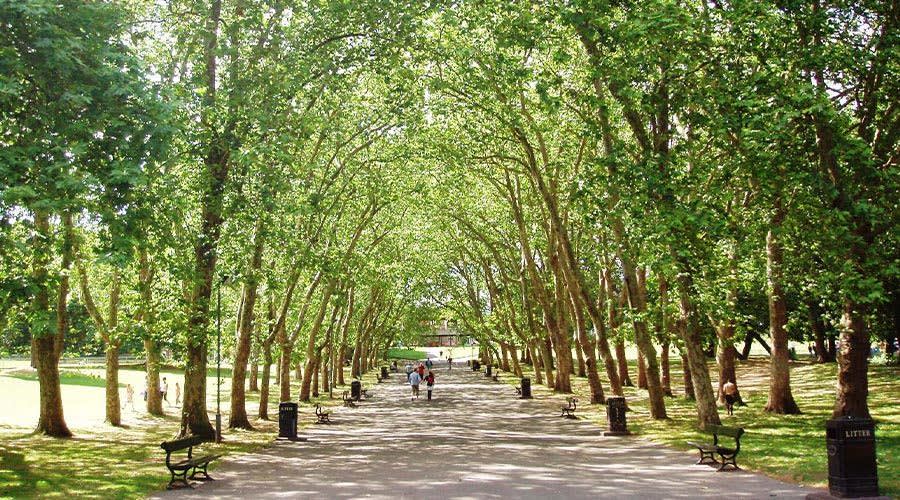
[[175, 382, 182, 406], [161, 377, 169, 406], [124, 383, 135, 411], [425, 371, 435, 400], [723, 381, 738, 415], [409, 370, 422, 400], [447, 356, 452, 370], [425, 358, 433, 370], [417, 362, 425, 381], [405, 362, 414, 382]]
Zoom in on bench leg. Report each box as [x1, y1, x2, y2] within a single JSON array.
[[190, 464, 213, 481], [168, 469, 192, 490], [695, 450, 716, 465]]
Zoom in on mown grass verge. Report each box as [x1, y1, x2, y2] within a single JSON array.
[[496, 357, 898, 497]]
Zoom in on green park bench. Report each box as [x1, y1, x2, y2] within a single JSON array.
[[160, 435, 221, 490], [687, 425, 745, 471], [560, 397, 577, 418], [315, 404, 331, 424]]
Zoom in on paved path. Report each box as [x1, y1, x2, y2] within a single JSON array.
[[155, 362, 820, 499]]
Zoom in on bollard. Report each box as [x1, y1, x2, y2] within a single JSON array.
[[603, 397, 630, 436], [485, 365, 492, 377], [351, 380, 362, 401]]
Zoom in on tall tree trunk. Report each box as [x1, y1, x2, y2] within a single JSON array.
[[637, 351, 648, 389], [509, 344, 522, 377], [764, 197, 800, 414], [229, 225, 263, 429], [834, 301, 870, 417], [681, 351, 695, 400], [625, 265, 666, 418], [715, 325, 741, 405], [528, 341, 543, 385], [312, 357, 320, 398], [674, 269, 722, 427], [809, 300, 834, 363], [660, 340, 673, 397], [138, 250, 163, 416], [249, 339, 260, 392], [274, 355, 280, 385], [32, 210, 72, 437], [615, 341, 632, 387], [181, 0, 227, 440], [278, 346, 292, 402], [570, 290, 605, 403], [105, 342, 121, 426], [540, 337, 555, 389], [658, 277, 673, 396], [574, 337, 586, 377], [144, 339, 164, 415], [500, 343, 510, 372], [258, 340, 273, 419]]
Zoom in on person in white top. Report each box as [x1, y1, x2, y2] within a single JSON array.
[[408, 370, 422, 400]]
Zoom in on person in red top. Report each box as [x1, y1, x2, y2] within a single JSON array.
[[417, 363, 425, 380], [425, 371, 436, 400]]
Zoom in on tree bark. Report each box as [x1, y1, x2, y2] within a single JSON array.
[[229, 224, 263, 429], [681, 351, 695, 400], [764, 197, 800, 414], [570, 288, 605, 403], [637, 351, 648, 389], [258, 339, 273, 419], [715, 325, 741, 405], [674, 269, 721, 427], [834, 301, 870, 418], [181, 0, 226, 440], [32, 210, 72, 437], [660, 340, 673, 397], [625, 266, 666, 418], [138, 250, 163, 416]]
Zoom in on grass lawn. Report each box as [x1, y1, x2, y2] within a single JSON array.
[[5, 369, 123, 389], [0, 365, 376, 499], [385, 348, 427, 360], [497, 356, 898, 497]]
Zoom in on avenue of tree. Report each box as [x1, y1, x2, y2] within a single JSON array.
[[0, 0, 897, 439]]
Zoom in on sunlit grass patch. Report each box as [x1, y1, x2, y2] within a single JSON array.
[[4, 369, 122, 389], [497, 356, 898, 497]]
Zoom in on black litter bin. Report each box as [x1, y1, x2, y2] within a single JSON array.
[[485, 365, 492, 377], [472, 360, 480, 371], [381, 366, 389, 379], [826, 416, 879, 497], [604, 396, 630, 436], [520, 377, 532, 399], [278, 402, 298, 439], [351, 380, 362, 401]]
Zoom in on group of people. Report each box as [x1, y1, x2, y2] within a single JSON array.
[[122, 377, 181, 411], [405, 360, 436, 400]]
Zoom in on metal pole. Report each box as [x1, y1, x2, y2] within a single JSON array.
[[215, 280, 222, 443]]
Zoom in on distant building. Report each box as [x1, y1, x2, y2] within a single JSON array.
[[420, 319, 465, 347]]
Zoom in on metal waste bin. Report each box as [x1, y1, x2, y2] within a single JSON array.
[[826, 416, 879, 497], [485, 365, 492, 377], [351, 380, 362, 401], [278, 402, 298, 439], [381, 366, 389, 379], [604, 397, 630, 436], [472, 360, 480, 371], [520, 377, 532, 399]]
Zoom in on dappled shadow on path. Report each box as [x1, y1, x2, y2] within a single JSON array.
[[153, 365, 817, 499]]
